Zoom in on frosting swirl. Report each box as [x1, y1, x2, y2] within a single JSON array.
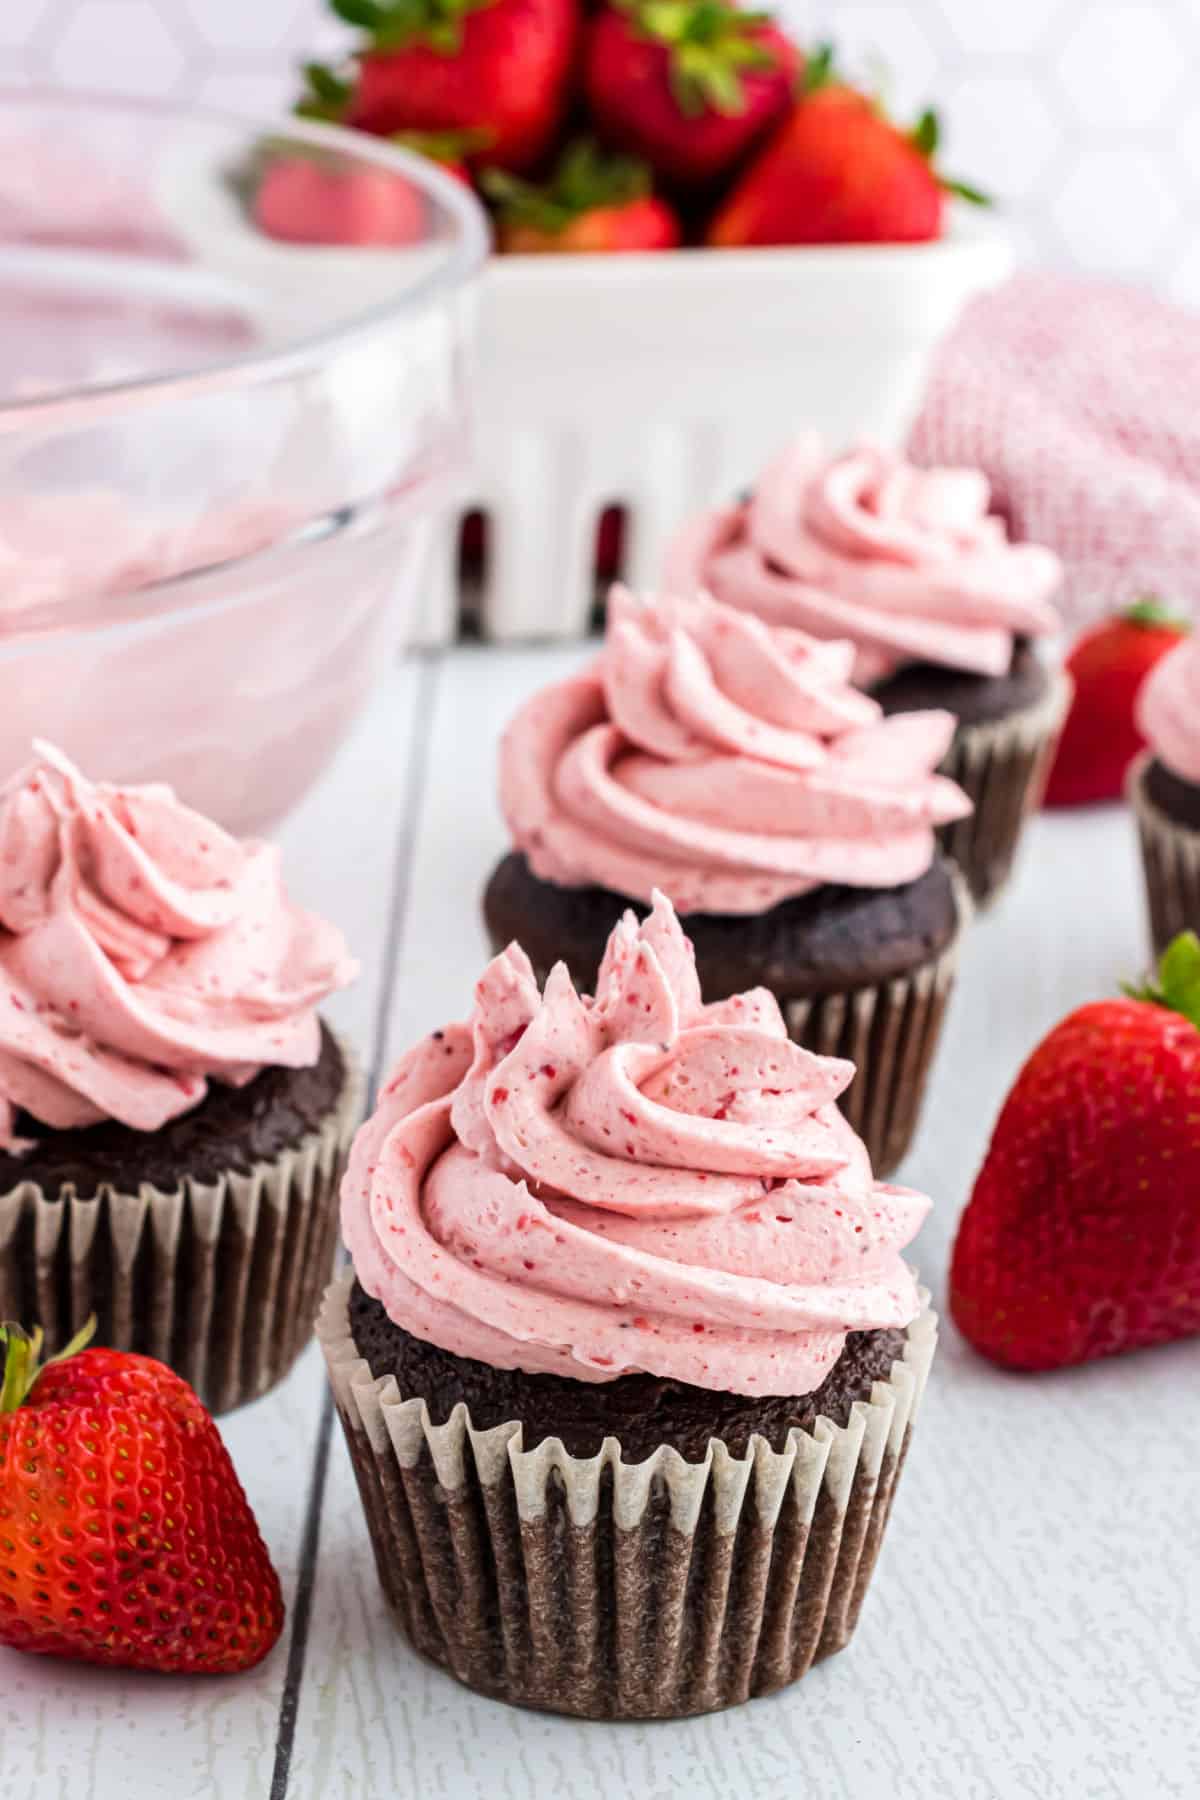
[[664, 436, 1062, 685], [0, 742, 356, 1150], [1137, 634, 1200, 785], [342, 893, 927, 1396], [500, 587, 970, 915]]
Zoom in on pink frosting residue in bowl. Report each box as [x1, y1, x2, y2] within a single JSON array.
[[0, 489, 292, 628], [0, 742, 357, 1150], [664, 436, 1063, 686], [500, 587, 971, 915], [342, 892, 928, 1397], [1137, 634, 1200, 786]]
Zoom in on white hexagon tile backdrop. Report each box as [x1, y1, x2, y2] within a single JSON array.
[[1, 0, 1197, 295]]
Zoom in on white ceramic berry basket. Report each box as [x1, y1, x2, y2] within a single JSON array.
[[416, 210, 1012, 644], [154, 140, 1010, 648]]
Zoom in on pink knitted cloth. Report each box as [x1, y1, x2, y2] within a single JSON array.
[[910, 271, 1200, 630]]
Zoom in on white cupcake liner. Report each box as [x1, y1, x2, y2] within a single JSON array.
[[0, 1033, 364, 1415], [318, 1271, 937, 1720]]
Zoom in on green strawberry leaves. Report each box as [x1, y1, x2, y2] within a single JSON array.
[[942, 176, 992, 207], [483, 139, 650, 233], [296, 61, 355, 121], [910, 108, 938, 156], [804, 40, 836, 93], [330, 0, 492, 55], [621, 0, 781, 119], [392, 127, 492, 164], [1125, 931, 1200, 1031], [905, 104, 992, 207], [1123, 595, 1191, 633]]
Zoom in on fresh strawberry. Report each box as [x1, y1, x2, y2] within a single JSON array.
[[707, 68, 986, 247], [950, 932, 1200, 1373], [295, 68, 476, 183], [1044, 599, 1190, 808], [253, 151, 427, 245], [484, 139, 681, 252], [320, 0, 578, 174], [582, 0, 798, 191], [0, 1322, 284, 1672]]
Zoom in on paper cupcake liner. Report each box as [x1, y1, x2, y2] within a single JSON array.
[[937, 669, 1072, 908], [0, 1035, 364, 1416], [1129, 753, 1200, 958], [782, 876, 967, 1178], [318, 1271, 937, 1721]]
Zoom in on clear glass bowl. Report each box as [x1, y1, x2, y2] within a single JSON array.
[[0, 91, 487, 831]]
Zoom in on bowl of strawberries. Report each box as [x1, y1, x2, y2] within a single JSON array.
[[258, 0, 1011, 642]]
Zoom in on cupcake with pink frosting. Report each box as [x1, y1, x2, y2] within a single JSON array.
[[664, 436, 1069, 905], [1130, 632, 1200, 955], [0, 742, 362, 1413], [485, 587, 971, 1174], [319, 892, 938, 1719]]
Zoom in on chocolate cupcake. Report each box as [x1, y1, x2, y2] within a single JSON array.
[[320, 895, 938, 1720], [0, 743, 361, 1413], [1130, 634, 1200, 956], [664, 437, 1069, 905], [484, 588, 971, 1175]]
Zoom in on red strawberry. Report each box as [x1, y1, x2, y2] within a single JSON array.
[[0, 1321, 285, 1672], [950, 932, 1200, 1373], [484, 139, 681, 252], [253, 153, 428, 245], [324, 0, 578, 174], [294, 66, 479, 186], [1044, 599, 1190, 808], [582, 0, 798, 191], [707, 72, 986, 247]]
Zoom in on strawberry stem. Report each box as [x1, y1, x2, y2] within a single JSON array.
[[1123, 931, 1200, 1030], [0, 1317, 96, 1412]]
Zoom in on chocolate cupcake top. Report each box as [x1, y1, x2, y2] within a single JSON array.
[[500, 588, 970, 915], [0, 742, 356, 1151], [1137, 633, 1200, 786], [664, 436, 1062, 686], [341, 893, 929, 1398]]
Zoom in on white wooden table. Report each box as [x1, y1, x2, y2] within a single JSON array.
[[2, 645, 1197, 1800]]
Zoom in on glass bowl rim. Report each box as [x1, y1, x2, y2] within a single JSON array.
[[0, 86, 490, 435]]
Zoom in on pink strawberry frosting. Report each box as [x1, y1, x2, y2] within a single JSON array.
[[499, 587, 971, 915], [664, 436, 1062, 686], [0, 742, 357, 1151], [342, 893, 928, 1396], [1137, 634, 1200, 786]]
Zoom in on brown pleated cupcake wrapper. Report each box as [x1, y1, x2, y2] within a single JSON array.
[[937, 668, 1072, 908], [318, 1272, 937, 1721], [782, 869, 968, 1178], [0, 1035, 364, 1416], [1129, 753, 1200, 959]]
